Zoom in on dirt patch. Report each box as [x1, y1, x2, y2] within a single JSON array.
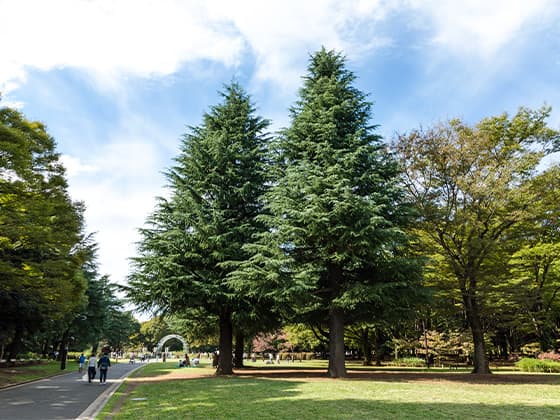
[[127, 369, 214, 383], [238, 369, 560, 385], [124, 367, 560, 386]]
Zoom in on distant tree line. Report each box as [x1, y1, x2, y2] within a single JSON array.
[[127, 48, 560, 377], [0, 103, 139, 367], [2, 48, 559, 377]]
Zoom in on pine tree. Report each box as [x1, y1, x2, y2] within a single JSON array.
[[249, 49, 420, 377], [128, 83, 270, 375]]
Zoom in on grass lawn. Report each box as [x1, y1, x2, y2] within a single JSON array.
[[97, 361, 560, 419], [0, 361, 68, 388]]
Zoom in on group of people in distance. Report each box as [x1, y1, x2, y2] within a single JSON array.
[[78, 352, 111, 383], [178, 353, 200, 367]]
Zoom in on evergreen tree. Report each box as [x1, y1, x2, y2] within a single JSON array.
[[127, 83, 270, 375], [238, 49, 420, 377]]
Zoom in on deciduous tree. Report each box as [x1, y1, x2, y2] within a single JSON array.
[[393, 107, 560, 373]]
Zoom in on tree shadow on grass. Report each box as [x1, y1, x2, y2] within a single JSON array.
[[235, 367, 560, 385], [115, 376, 560, 420]]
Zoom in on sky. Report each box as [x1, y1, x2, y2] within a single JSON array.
[[1, 0, 559, 310]]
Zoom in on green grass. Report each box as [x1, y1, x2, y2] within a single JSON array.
[[131, 361, 216, 378], [0, 361, 68, 387], [97, 361, 560, 419]]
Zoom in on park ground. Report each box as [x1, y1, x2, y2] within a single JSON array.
[[0, 361, 65, 388], [95, 360, 560, 419]]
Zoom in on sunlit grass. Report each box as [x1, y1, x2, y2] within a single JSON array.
[[97, 362, 560, 419], [0, 361, 66, 387]]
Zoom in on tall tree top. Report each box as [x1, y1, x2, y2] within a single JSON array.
[[281, 49, 383, 186]]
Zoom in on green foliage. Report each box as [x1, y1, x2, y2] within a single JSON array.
[[283, 324, 323, 352], [127, 82, 271, 374], [394, 106, 560, 372], [101, 309, 140, 352], [235, 48, 422, 377], [0, 105, 87, 358], [391, 357, 426, 367], [128, 82, 270, 312], [516, 357, 560, 373], [495, 165, 560, 352]]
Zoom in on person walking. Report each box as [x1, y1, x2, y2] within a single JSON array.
[[97, 353, 111, 384], [78, 353, 86, 373], [87, 354, 97, 383]]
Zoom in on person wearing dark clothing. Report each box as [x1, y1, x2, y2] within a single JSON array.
[[97, 353, 111, 383]]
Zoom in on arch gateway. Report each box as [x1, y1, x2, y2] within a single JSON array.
[[155, 334, 189, 354]]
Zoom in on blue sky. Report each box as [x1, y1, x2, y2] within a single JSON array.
[[2, 0, 559, 296]]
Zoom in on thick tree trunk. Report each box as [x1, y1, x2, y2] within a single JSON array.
[[234, 331, 244, 369], [361, 328, 372, 366], [328, 307, 347, 378], [216, 306, 233, 375], [463, 288, 491, 374]]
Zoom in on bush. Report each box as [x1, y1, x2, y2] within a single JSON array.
[[392, 357, 426, 367], [537, 352, 560, 362], [67, 352, 84, 361], [516, 357, 560, 373]]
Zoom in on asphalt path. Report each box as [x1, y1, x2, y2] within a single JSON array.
[[0, 361, 142, 420]]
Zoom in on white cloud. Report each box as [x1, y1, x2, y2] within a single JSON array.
[[63, 133, 170, 284], [60, 155, 98, 177], [2, 0, 558, 98], [0, 0, 244, 94], [408, 0, 558, 58], [0, 0, 396, 96], [3, 0, 559, 309]]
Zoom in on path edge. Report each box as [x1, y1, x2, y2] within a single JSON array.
[[77, 364, 145, 420]]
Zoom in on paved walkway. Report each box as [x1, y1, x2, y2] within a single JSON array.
[[0, 361, 142, 420]]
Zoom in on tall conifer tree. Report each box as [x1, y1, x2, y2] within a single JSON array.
[[128, 83, 270, 375], [244, 49, 419, 377]]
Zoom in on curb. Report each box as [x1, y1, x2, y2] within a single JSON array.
[[77, 364, 145, 420], [0, 370, 76, 391]]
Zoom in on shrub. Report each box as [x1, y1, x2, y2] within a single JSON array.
[[392, 357, 426, 367], [67, 352, 84, 361], [537, 352, 560, 362], [516, 357, 560, 373]]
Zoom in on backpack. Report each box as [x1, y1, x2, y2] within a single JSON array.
[[100, 357, 109, 369]]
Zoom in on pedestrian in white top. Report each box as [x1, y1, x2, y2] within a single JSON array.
[[87, 355, 97, 383]]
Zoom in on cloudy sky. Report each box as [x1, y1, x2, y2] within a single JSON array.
[[2, 0, 559, 303]]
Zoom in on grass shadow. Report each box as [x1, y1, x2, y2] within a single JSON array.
[[107, 375, 560, 419]]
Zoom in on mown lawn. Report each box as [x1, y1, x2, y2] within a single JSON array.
[[97, 361, 560, 419], [0, 361, 67, 388]]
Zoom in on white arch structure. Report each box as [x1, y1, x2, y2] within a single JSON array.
[[155, 334, 189, 354]]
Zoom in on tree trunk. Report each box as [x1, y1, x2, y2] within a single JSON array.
[[463, 287, 490, 374], [374, 330, 384, 367], [361, 328, 372, 366], [59, 329, 69, 370], [328, 307, 347, 378], [234, 331, 244, 369], [216, 306, 233, 375], [422, 319, 430, 368], [7, 322, 23, 364]]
